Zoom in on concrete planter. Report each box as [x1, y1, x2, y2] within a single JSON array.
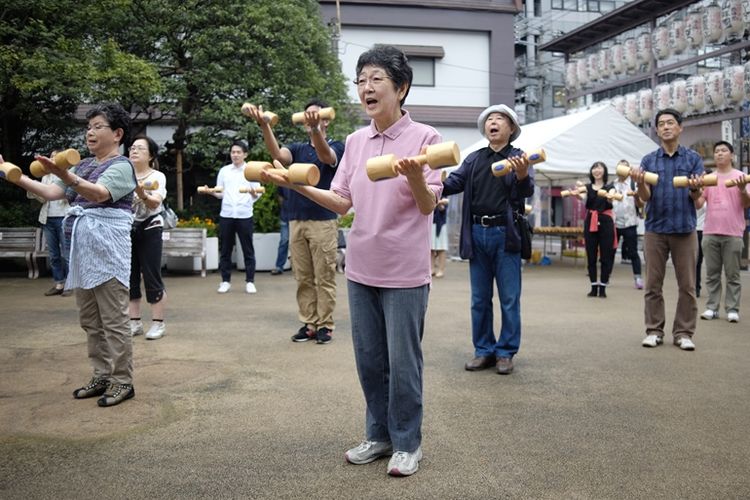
[[236, 233, 289, 272]]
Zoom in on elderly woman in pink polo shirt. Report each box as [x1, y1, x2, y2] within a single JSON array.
[[266, 45, 441, 477]]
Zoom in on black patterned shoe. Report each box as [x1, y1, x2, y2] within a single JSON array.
[[97, 383, 135, 407], [73, 377, 109, 399]]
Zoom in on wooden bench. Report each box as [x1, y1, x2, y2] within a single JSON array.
[[0, 227, 41, 279], [161, 228, 207, 277]]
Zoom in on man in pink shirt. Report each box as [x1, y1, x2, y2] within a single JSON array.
[[698, 141, 750, 323]]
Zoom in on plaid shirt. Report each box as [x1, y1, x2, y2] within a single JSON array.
[[641, 145, 704, 234]]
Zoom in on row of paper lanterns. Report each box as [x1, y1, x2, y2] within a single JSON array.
[[603, 63, 749, 124], [565, 0, 747, 90]]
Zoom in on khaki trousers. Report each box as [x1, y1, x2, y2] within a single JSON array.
[[643, 231, 698, 340], [290, 220, 338, 331], [702, 234, 744, 314], [76, 278, 133, 384]]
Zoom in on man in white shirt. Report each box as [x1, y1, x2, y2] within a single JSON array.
[[210, 140, 262, 294]]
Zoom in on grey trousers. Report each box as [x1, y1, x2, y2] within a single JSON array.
[[702, 234, 744, 314]]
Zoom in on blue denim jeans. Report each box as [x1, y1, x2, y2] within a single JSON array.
[[469, 224, 522, 359], [44, 217, 68, 283], [275, 219, 289, 271], [347, 280, 429, 453]]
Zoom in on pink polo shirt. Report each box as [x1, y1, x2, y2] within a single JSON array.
[[331, 111, 443, 288], [703, 169, 750, 238]]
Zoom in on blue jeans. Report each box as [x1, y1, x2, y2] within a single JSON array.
[[469, 224, 522, 359], [275, 219, 289, 271], [347, 280, 429, 453], [44, 217, 68, 283]]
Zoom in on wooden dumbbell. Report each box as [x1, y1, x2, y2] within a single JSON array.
[[524, 204, 532, 215], [292, 107, 335, 125], [243, 161, 320, 186], [491, 149, 546, 178], [139, 179, 159, 190], [615, 164, 658, 185], [366, 141, 460, 182], [597, 189, 623, 201], [240, 103, 279, 127], [725, 174, 750, 187], [626, 191, 638, 197], [0, 162, 22, 183], [561, 186, 586, 197], [197, 186, 223, 194], [673, 174, 717, 188], [30, 149, 81, 178], [239, 186, 266, 194]]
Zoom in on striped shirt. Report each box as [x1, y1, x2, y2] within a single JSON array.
[[641, 145, 704, 234]]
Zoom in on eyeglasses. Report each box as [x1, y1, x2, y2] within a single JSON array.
[[353, 75, 391, 88], [86, 124, 111, 132], [129, 145, 148, 152]]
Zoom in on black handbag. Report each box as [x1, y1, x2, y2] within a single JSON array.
[[514, 211, 533, 260]]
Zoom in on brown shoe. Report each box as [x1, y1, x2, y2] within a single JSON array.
[[44, 285, 64, 296], [465, 355, 495, 371], [496, 357, 514, 375]]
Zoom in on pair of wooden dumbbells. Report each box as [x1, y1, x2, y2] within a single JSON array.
[[240, 103, 336, 127], [0, 149, 81, 184], [616, 163, 725, 189], [197, 186, 267, 194]]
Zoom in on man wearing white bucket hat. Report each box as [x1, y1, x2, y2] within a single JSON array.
[[442, 104, 534, 375]]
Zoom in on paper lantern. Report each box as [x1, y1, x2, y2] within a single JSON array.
[[724, 65, 744, 104], [638, 88, 654, 122], [624, 38, 637, 71], [610, 44, 624, 74], [587, 53, 600, 82], [611, 95, 625, 115], [669, 20, 687, 55], [722, 0, 745, 41], [654, 83, 671, 111], [652, 26, 670, 60], [598, 48, 611, 79], [636, 32, 652, 65], [686, 75, 706, 113], [744, 0, 750, 26], [670, 80, 688, 113], [577, 59, 589, 86], [705, 71, 725, 109], [565, 62, 578, 90], [703, 3, 724, 43], [624, 93, 640, 123], [745, 61, 750, 100], [686, 10, 704, 48]]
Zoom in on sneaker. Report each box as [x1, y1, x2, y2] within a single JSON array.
[[700, 309, 718, 320], [387, 447, 423, 476], [44, 285, 64, 296], [145, 322, 165, 340], [245, 282, 257, 294], [129, 319, 144, 336], [270, 268, 283, 275], [217, 281, 231, 293], [634, 277, 644, 289], [97, 383, 135, 407], [73, 377, 109, 399], [727, 311, 740, 323], [291, 326, 315, 342], [61, 289, 74, 297], [675, 337, 695, 351], [345, 440, 393, 465], [316, 327, 333, 344], [642, 334, 663, 348]]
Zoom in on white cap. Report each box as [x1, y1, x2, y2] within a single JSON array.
[[477, 104, 521, 142]]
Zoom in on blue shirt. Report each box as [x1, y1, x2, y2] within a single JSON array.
[[641, 145, 704, 234], [286, 140, 345, 221]]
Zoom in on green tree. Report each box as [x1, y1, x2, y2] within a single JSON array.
[[123, 0, 356, 210]]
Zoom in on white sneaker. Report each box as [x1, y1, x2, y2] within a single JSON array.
[[245, 282, 257, 294], [675, 337, 695, 351], [700, 309, 717, 320], [217, 282, 231, 293], [727, 311, 740, 323], [145, 322, 165, 340], [387, 447, 423, 476], [642, 334, 663, 348], [345, 440, 393, 465], [129, 319, 144, 336]]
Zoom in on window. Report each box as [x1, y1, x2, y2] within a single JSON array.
[[409, 57, 435, 87]]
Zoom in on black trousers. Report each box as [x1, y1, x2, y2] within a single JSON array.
[[130, 221, 165, 303], [584, 214, 616, 285], [616, 225, 642, 276], [219, 217, 255, 283]]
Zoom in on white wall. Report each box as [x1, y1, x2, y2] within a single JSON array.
[[432, 126, 482, 152], [338, 26, 490, 107]]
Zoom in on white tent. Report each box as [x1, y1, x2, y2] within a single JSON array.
[[458, 105, 659, 182]]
